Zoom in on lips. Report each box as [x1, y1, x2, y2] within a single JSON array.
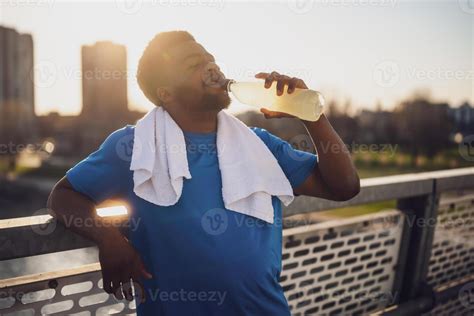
[[201, 62, 228, 89]]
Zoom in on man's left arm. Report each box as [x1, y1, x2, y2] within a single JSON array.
[[256, 71, 360, 201], [297, 114, 360, 200]]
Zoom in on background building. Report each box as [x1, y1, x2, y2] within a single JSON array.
[[37, 41, 144, 158], [78, 41, 141, 155], [0, 26, 37, 164]]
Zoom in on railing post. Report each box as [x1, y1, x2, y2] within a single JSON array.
[[395, 179, 439, 302]]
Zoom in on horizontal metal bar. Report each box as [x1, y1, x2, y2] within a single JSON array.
[[433, 168, 474, 192], [0, 262, 100, 289], [0, 218, 95, 261], [284, 167, 474, 216]]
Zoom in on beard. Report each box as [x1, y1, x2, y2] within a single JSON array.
[[200, 91, 231, 111], [174, 84, 231, 112]]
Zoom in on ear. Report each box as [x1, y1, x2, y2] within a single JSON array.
[[156, 87, 172, 105]]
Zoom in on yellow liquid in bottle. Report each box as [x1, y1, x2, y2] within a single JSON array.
[[229, 81, 325, 121]]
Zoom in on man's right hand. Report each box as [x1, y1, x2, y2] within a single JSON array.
[[98, 232, 153, 303], [47, 177, 153, 303]]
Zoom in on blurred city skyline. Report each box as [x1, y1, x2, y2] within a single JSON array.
[[1, 0, 473, 116]]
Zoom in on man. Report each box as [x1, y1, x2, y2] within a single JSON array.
[[47, 31, 360, 315]]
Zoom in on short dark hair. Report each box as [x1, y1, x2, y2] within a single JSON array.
[[136, 31, 195, 106]]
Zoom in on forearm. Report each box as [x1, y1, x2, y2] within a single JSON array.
[[47, 178, 123, 246], [301, 114, 360, 197]]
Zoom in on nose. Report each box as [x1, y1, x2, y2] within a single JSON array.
[[201, 62, 226, 87]]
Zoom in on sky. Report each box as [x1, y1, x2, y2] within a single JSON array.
[[1, 0, 473, 116]]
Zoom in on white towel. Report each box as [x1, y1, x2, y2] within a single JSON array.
[[129, 106, 294, 224]]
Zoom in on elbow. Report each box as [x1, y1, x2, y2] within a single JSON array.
[[332, 175, 361, 201], [47, 178, 66, 217], [46, 187, 58, 217]]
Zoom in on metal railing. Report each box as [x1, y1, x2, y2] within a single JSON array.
[[0, 167, 473, 315]]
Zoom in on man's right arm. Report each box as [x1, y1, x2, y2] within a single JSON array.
[[47, 176, 152, 302], [47, 176, 122, 246]]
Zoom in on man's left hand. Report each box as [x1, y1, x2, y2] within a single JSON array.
[[255, 71, 308, 119]]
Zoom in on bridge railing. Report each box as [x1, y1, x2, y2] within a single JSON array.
[[0, 167, 473, 315]]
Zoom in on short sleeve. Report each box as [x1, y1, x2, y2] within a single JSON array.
[[250, 127, 318, 191], [65, 125, 134, 204]]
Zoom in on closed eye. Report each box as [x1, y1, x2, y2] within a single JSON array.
[[187, 54, 215, 70]]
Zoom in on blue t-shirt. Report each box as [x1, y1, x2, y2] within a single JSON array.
[[66, 124, 318, 316]]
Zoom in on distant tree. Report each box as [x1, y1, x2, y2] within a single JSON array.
[[394, 95, 452, 165], [326, 100, 359, 145], [326, 100, 342, 118]]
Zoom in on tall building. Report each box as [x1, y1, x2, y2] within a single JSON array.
[[81, 41, 128, 118], [34, 40, 143, 158], [0, 26, 37, 153], [78, 41, 141, 155]]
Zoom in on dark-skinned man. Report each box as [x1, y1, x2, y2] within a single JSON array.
[[47, 30, 359, 316]]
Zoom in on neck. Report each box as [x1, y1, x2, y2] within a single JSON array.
[[163, 105, 219, 133]]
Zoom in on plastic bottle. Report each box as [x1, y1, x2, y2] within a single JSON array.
[[226, 80, 325, 121]]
